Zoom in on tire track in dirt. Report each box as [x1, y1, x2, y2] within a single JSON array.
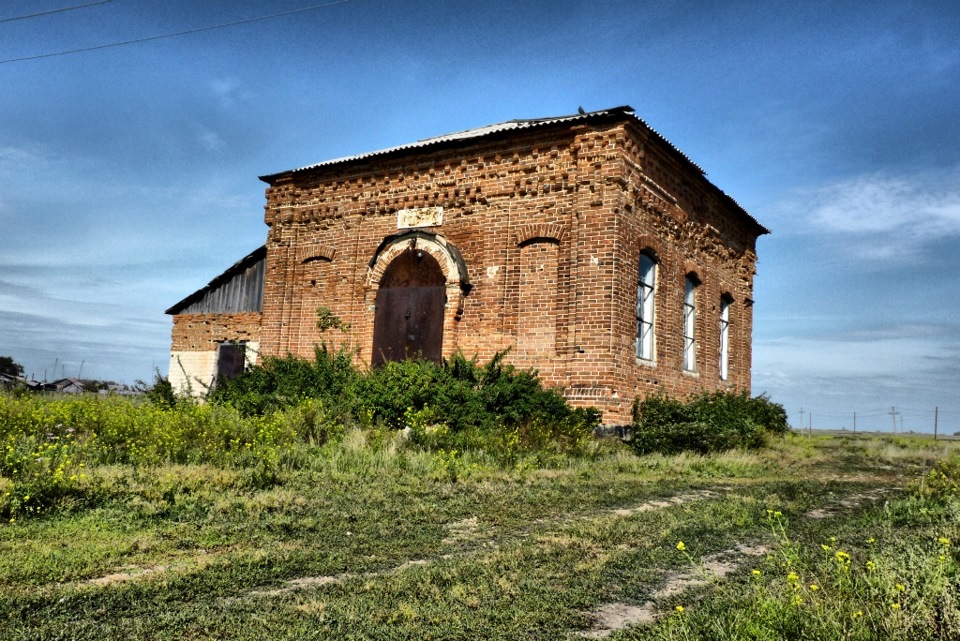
[[579, 485, 897, 638], [243, 488, 727, 598]]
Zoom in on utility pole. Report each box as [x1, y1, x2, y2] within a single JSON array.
[[809, 412, 813, 435], [934, 407, 939, 441], [799, 407, 805, 431], [890, 407, 898, 434], [853, 412, 857, 435]]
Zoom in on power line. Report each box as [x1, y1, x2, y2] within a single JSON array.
[[0, 0, 352, 65], [0, 0, 112, 25]]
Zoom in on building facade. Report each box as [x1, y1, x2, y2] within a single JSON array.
[[167, 106, 768, 424]]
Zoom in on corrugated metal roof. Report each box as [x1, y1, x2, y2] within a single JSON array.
[[258, 105, 767, 233], [165, 246, 266, 315], [260, 105, 706, 176]]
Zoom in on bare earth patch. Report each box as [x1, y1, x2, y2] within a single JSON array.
[[804, 488, 892, 519], [249, 575, 344, 597], [442, 516, 481, 544], [83, 546, 243, 588], [611, 490, 722, 517], [87, 565, 167, 586], [583, 602, 657, 638]]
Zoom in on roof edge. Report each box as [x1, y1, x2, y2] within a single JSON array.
[[259, 106, 639, 183], [165, 245, 267, 315]]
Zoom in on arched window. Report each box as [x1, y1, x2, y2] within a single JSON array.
[[683, 275, 699, 372], [719, 294, 733, 380], [636, 252, 657, 360]]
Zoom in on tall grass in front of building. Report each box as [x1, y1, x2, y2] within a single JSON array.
[[0, 392, 341, 517], [0, 350, 604, 519]]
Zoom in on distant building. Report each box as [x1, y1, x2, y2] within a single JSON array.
[[0, 373, 20, 388], [167, 106, 768, 424], [45, 378, 85, 394]]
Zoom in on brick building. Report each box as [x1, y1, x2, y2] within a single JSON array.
[[166, 106, 768, 424]]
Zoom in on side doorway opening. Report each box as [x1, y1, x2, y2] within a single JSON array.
[[371, 249, 446, 366], [215, 341, 246, 386]]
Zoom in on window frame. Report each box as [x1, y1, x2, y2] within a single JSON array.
[[683, 275, 699, 372], [719, 294, 732, 380], [636, 252, 657, 361]]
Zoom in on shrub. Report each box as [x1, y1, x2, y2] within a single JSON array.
[[351, 351, 597, 435], [914, 453, 960, 500], [631, 390, 787, 455], [140, 369, 177, 409], [208, 349, 600, 454], [208, 344, 358, 417]]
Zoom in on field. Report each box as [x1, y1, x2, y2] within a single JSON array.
[[2, 393, 960, 640]]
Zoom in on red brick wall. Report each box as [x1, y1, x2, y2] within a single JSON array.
[[256, 117, 762, 424], [171, 313, 262, 351]]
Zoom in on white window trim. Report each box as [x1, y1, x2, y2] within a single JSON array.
[[636, 253, 656, 361], [719, 296, 731, 380], [683, 277, 697, 372]]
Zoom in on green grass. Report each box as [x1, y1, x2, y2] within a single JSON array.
[[2, 393, 960, 639]]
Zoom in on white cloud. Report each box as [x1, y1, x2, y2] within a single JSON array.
[[193, 123, 226, 152], [0, 144, 48, 172], [208, 78, 251, 110], [774, 166, 960, 261]]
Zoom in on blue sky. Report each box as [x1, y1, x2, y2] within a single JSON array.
[[2, 0, 958, 432]]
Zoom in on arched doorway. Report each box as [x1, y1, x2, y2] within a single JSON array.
[[371, 248, 446, 366]]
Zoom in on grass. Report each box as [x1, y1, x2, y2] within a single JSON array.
[[1, 393, 959, 639]]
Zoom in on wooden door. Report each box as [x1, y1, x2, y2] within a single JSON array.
[[372, 250, 446, 366]]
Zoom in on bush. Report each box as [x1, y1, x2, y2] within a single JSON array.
[[206, 349, 600, 454], [141, 369, 177, 409], [914, 453, 960, 500], [352, 352, 586, 432], [630, 390, 787, 455], [208, 344, 358, 418]]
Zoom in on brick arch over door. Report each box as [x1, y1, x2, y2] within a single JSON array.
[[365, 232, 470, 366]]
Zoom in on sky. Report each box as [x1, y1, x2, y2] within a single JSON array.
[[2, 0, 959, 433]]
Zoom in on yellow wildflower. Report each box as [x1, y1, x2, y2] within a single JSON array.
[[675, 606, 684, 613], [676, 541, 686, 552]]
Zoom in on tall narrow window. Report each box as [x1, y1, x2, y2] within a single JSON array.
[[719, 295, 732, 380], [683, 276, 698, 372], [636, 252, 656, 360]]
